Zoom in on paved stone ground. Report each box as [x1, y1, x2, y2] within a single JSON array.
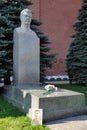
[[46, 115, 87, 130]]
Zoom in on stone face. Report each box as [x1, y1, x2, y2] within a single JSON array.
[[13, 28, 39, 85], [20, 8, 32, 32]]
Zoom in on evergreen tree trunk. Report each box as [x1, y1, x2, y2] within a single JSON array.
[[4, 70, 11, 85]]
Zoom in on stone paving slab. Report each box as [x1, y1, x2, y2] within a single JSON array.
[[46, 115, 87, 130]]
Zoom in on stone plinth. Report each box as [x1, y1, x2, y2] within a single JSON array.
[[3, 86, 87, 123], [28, 88, 86, 122], [13, 28, 39, 85]]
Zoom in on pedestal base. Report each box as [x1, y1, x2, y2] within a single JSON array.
[[3, 85, 87, 122]]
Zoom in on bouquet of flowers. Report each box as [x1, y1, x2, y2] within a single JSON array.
[[43, 84, 58, 95]]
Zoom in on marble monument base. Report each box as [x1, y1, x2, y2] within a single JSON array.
[[3, 85, 87, 122]]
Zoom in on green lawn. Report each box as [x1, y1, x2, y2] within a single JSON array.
[[0, 96, 49, 130], [58, 84, 87, 104]]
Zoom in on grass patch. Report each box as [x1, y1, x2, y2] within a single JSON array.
[[58, 84, 87, 104], [0, 96, 49, 130]]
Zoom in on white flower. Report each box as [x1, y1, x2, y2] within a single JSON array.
[[44, 84, 58, 92]]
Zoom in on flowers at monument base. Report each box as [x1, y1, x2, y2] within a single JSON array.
[[43, 84, 58, 95]]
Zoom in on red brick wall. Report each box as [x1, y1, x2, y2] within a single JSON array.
[[31, 0, 82, 75], [30, 0, 40, 20]]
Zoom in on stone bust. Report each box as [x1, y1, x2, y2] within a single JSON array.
[[20, 8, 32, 31], [13, 8, 39, 85]]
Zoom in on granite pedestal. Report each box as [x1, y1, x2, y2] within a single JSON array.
[[3, 85, 87, 123], [13, 28, 39, 85]]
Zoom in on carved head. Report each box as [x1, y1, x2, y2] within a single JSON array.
[[20, 8, 32, 25]]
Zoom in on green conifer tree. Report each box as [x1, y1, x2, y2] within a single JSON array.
[[0, 0, 57, 84], [66, 0, 87, 84]]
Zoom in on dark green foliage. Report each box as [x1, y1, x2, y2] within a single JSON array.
[[0, 0, 57, 84], [66, 1, 87, 84]]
